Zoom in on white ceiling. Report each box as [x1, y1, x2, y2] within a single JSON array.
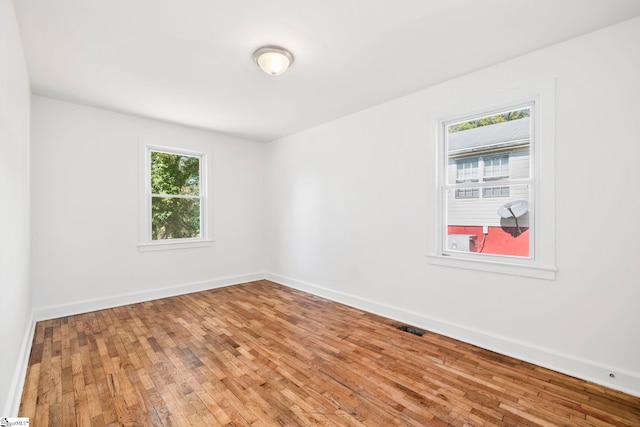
[[13, 0, 640, 142]]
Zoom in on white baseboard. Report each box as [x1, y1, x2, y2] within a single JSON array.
[[4, 312, 36, 416], [266, 272, 640, 398], [34, 272, 265, 321]]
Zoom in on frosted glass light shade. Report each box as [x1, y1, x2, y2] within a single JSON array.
[[252, 46, 294, 76]]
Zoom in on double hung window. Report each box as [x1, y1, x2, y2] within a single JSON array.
[[139, 144, 211, 251], [150, 149, 202, 240], [429, 82, 556, 279], [444, 104, 532, 258]]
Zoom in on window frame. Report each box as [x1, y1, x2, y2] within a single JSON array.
[[138, 143, 213, 252], [428, 81, 556, 280]]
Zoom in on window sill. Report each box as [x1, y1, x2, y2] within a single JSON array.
[[427, 253, 556, 280], [138, 239, 214, 252]]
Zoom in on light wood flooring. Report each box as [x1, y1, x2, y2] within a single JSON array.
[[20, 280, 640, 426]]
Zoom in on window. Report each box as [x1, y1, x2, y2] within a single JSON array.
[[429, 82, 556, 279], [139, 144, 211, 251], [484, 155, 509, 180], [445, 104, 532, 259], [150, 150, 202, 239], [456, 159, 479, 183], [483, 186, 510, 198], [455, 155, 510, 199], [455, 187, 479, 199], [429, 84, 556, 280]]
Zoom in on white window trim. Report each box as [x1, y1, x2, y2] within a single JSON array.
[[427, 80, 556, 280], [138, 142, 213, 252]]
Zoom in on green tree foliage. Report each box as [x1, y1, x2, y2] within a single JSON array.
[[449, 108, 530, 133], [150, 152, 201, 240]]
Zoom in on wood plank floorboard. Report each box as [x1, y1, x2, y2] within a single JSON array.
[[20, 280, 640, 426]]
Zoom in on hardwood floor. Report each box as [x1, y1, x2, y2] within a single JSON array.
[[20, 280, 640, 426]]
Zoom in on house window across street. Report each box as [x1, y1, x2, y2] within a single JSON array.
[[455, 155, 510, 199], [429, 81, 557, 279]]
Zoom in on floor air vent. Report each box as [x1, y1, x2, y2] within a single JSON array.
[[397, 325, 425, 336]]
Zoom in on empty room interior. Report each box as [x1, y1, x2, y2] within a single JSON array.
[[2, 0, 640, 425]]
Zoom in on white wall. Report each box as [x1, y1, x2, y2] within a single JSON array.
[[0, 0, 32, 415], [264, 17, 640, 395], [31, 97, 265, 317]]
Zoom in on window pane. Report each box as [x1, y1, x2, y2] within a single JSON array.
[[455, 188, 479, 199], [446, 184, 529, 258], [152, 197, 200, 240], [483, 186, 510, 198], [484, 156, 509, 180], [151, 151, 200, 196], [456, 159, 479, 182]]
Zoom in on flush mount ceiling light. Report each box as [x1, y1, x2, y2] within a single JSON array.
[[252, 46, 294, 76]]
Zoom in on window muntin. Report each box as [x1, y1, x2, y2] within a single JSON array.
[[443, 105, 532, 259]]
